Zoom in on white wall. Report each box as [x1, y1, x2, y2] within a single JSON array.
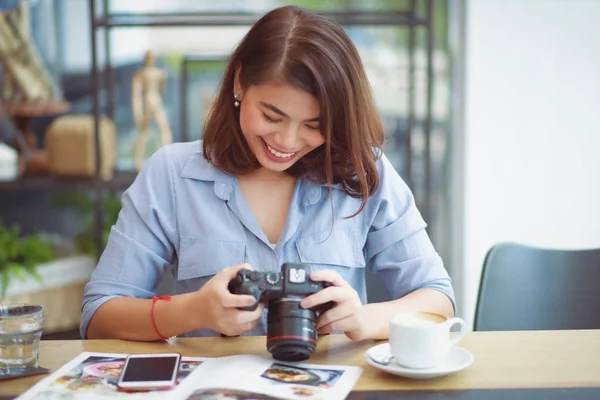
[[461, 0, 600, 326]]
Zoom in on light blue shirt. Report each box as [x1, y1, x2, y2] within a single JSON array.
[[81, 141, 455, 338]]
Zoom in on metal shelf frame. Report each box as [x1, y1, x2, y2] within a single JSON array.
[[0, 171, 137, 192], [92, 10, 429, 28]]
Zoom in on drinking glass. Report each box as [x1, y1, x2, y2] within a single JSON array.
[[0, 304, 44, 368]]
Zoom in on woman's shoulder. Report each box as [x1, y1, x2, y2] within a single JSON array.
[[159, 140, 203, 166], [362, 150, 415, 214], [146, 140, 216, 178], [373, 151, 410, 192]]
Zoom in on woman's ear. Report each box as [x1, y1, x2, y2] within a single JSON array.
[[233, 65, 243, 100]]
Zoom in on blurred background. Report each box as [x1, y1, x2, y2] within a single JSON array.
[[0, 0, 598, 339]]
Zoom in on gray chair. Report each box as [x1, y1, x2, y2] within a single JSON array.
[[474, 242, 600, 331]]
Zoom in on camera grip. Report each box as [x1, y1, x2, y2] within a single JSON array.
[[228, 273, 262, 311]]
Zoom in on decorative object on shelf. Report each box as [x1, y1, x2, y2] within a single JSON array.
[[0, 1, 70, 177], [0, 142, 18, 181], [0, 0, 56, 102], [0, 220, 55, 297], [45, 114, 116, 181], [132, 50, 173, 172], [6, 100, 70, 176]]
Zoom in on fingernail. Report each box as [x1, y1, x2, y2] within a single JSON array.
[[299, 299, 308, 308]]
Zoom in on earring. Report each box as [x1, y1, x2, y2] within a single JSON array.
[[234, 93, 241, 107]]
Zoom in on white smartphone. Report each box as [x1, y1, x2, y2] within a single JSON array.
[[117, 353, 181, 392]]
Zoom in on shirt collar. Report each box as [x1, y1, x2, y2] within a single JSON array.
[[302, 179, 322, 207], [180, 152, 234, 201], [180, 149, 340, 206]]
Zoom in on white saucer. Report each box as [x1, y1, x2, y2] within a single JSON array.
[[365, 342, 474, 380]]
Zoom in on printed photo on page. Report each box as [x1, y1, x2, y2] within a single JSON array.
[[180, 355, 361, 400]]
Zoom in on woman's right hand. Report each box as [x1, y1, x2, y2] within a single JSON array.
[[191, 263, 264, 336]]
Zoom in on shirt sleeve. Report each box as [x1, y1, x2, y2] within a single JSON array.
[[364, 154, 456, 313], [80, 146, 179, 338]]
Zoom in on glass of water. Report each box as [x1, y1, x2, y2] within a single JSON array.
[[0, 304, 44, 368]]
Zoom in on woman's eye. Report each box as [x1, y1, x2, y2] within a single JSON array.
[[262, 113, 280, 123], [306, 125, 320, 131]]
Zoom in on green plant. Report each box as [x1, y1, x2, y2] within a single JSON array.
[[0, 221, 55, 297], [51, 193, 121, 257]]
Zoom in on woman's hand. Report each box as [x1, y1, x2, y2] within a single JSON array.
[[193, 263, 264, 336], [299, 269, 372, 341]]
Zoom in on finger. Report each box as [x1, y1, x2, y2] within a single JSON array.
[[309, 269, 350, 287], [220, 292, 258, 309], [223, 305, 264, 336], [221, 263, 254, 280], [318, 317, 355, 335], [316, 303, 355, 329], [235, 304, 265, 325], [236, 319, 261, 336], [300, 286, 351, 309]]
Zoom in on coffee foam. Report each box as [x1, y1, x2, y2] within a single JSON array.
[[400, 318, 438, 327]]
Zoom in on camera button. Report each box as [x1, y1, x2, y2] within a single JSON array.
[[250, 271, 261, 282], [266, 272, 280, 285]]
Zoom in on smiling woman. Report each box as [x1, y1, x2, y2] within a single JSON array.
[[82, 5, 456, 345], [202, 6, 383, 215]]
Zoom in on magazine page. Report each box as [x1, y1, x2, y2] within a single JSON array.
[[16, 352, 208, 400], [179, 355, 362, 400]]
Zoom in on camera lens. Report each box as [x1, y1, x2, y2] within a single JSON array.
[[266, 298, 318, 362]]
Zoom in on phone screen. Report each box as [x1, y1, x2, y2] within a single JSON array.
[[121, 356, 179, 382]]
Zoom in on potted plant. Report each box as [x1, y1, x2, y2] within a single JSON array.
[[0, 219, 99, 334]]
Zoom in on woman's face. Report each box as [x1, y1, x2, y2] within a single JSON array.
[[236, 81, 325, 174]]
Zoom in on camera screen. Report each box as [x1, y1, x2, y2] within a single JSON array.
[[121, 356, 178, 382]]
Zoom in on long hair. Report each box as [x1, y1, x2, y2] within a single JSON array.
[[203, 5, 383, 216]]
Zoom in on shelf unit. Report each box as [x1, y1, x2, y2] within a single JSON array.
[[84, 0, 436, 257], [0, 171, 137, 192], [179, 54, 228, 142]]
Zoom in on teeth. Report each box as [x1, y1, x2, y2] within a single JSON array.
[[267, 144, 295, 158]]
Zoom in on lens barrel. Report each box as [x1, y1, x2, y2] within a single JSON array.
[[266, 298, 318, 362]]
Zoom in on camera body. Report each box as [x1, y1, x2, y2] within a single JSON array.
[[228, 263, 333, 362], [228, 262, 331, 311]]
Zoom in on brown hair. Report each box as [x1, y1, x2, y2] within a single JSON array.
[[203, 5, 383, 215]]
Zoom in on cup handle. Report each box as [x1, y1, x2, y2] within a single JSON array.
[[443, 317, 468, 345]]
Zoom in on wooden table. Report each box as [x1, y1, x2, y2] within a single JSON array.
[[2, 330, 600, 399]]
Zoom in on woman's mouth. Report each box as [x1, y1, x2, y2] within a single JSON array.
[[261, 139, 297, 163]]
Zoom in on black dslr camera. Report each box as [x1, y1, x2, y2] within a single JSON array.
[[228, 263, 333, 362]]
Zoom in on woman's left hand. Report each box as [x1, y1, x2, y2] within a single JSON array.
[[299, 269, 371, 341]]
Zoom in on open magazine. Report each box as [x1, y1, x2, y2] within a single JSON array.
[[16, 352, 362, 400]]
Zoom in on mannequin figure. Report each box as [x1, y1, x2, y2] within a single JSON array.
[[131, 50, 173, 171]]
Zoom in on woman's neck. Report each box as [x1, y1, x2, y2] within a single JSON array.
[[239, 167, 295, 185]]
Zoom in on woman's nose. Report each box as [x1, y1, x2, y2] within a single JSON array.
[[275, 124, 301, 150]]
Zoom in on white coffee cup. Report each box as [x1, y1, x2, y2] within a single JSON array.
[[389, 311, 467, 369]]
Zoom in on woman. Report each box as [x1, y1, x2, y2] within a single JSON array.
[[82, 5, 455, 341]]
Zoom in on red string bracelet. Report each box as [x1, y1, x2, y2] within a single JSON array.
[[150, 295, 172, 340]]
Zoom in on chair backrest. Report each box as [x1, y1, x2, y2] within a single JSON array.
[[474, 242, 600, 331]]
